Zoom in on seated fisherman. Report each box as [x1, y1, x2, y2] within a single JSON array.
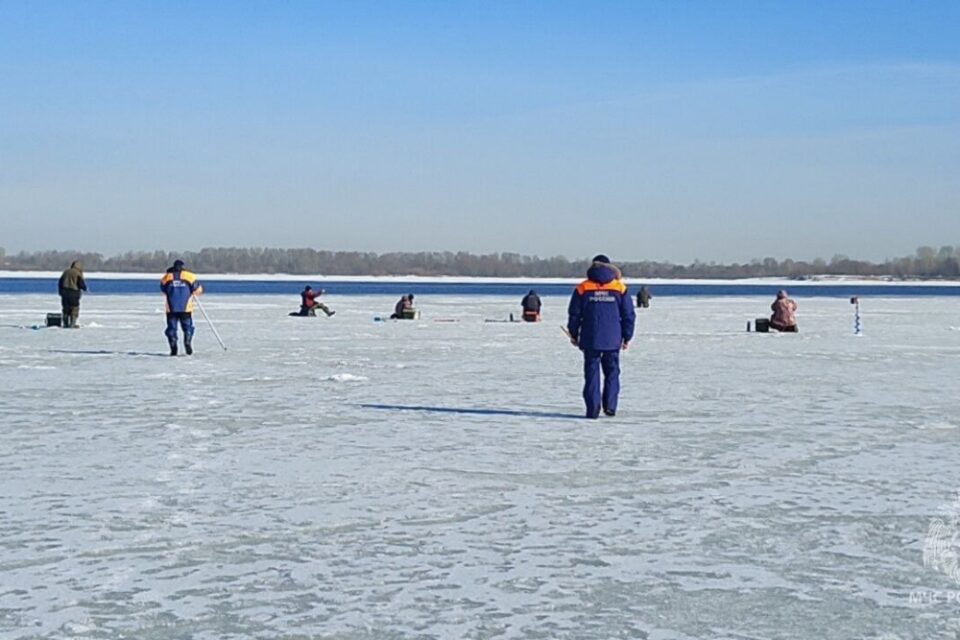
[[390, 294, 416, 319], [300, 285, 335, 317], [521, 289, 542, 322], [769, 290, 798, 332]]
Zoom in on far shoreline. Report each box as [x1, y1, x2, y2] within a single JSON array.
[[2, 271, 960, 287]]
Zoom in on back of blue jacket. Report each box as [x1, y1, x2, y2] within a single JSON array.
[[160, 269, 202, 313], [567, 263, 636, 352]]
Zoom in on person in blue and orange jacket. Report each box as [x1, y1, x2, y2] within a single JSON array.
[[160, 259, 203, 356], [567, 255, 636, 419]]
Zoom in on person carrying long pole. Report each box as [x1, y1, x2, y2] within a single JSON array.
[[159, 259, 205, 356]]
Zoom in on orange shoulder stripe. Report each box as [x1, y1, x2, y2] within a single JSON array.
[[576, 279, 627, 295]]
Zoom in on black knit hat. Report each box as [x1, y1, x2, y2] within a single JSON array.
[[592, 254, 611, 264]]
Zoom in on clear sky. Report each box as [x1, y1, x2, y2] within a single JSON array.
[[1, 1, 958, 263]]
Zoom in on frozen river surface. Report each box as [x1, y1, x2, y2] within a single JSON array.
[[2, 293, 959, 640]]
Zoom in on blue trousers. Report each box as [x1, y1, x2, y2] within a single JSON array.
[[165, 312, 195, 344], [582, 349, 620, 418]]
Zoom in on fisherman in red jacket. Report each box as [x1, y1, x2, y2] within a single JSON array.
[[299, 286, 335, 317]]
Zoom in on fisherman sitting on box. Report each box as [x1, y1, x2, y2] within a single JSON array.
[[769, 290, 798, 332], [390, 294, 417, 319]]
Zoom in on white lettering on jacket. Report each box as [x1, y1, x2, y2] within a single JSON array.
[[589, 292, 616, 303]]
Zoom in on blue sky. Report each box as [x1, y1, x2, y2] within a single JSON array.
[[1, 1, 958, 262]]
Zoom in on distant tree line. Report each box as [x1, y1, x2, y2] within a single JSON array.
[[1, 245, 959, 280]]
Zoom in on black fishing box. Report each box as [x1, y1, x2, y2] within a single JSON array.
[[46, 313, 62, 327]]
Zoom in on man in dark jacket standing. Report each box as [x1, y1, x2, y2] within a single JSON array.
[[58, 260, 87, 328], [567, 255, 636, 419], [636, 285, 651, 309]]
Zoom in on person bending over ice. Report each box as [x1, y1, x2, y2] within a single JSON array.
[[390, 294, 416, 319]]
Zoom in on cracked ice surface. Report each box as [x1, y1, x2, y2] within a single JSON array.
[[1, 293, 959, 639]]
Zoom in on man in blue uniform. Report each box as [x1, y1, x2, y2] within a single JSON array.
[[567, 255, 636, 419], [160, 259, 203, 356]]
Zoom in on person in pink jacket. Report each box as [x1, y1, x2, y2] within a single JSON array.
[[770, 290, 798, 332]]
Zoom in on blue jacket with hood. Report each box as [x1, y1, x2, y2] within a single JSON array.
[[567, 260, 636, 352], [160, 262, 203, 313]]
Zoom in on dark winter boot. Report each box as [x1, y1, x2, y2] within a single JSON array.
[[184, 337, 193, 356], [169, 339, 178, 356]]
